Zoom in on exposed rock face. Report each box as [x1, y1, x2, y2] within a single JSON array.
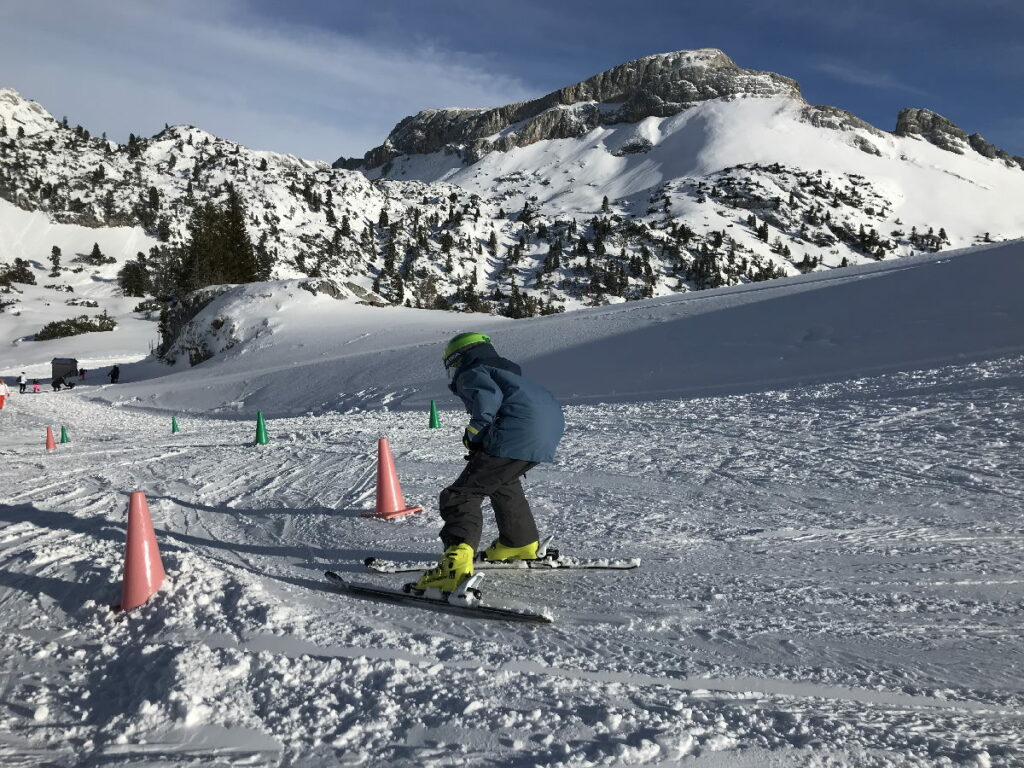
[[338, 49, 801, 170], [968, 133, 1024, 170], [895, 108, 969, 154], [157, 285, 235, 365], [802, 105, 887, 156], [894, 108, 1023, 168]]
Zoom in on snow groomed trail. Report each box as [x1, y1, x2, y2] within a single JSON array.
[[1, 354, 1022, 766]]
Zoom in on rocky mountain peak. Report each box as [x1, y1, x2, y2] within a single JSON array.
[[895, 107, 1023, 169], [337, 48, 801, 170], [0, 88, 56, 137], [895, 108, 969, 153]]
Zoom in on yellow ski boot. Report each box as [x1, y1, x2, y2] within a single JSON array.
[[413, 543, 475, 592], [482, 539, 539, 563]]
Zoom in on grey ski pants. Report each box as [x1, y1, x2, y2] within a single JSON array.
[[438, 451, 539, 551]]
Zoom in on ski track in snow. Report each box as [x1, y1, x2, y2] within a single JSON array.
[[0, 356, 1022, 766]]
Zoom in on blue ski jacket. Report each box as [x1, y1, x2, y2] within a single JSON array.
[[449, 343, 564, 463]]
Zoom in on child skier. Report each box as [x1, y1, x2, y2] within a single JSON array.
[[415, 332, 565, 592]]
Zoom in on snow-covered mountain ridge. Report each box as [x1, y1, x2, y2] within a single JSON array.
[[2, 48, 1024, 366], [347, 47, 1022, 173], [336, 49, 804, 170]]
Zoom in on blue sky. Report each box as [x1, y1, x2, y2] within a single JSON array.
[[1, 0, 1021, 161]]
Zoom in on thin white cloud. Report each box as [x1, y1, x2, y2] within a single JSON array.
[[0, 0, 535, 160], [815, 61, 928, 96]]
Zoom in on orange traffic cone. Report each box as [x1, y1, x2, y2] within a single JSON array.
[[45, 427, 56, 450], [119, 491, 166, 612], [361, 438, 423, 520]]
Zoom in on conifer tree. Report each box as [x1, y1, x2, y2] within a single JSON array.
[[179, 203, 221, 291], [255, 233, 275, 281], [4, 258, 36, 284], [48, 246, 61, 277], [220, 186, 258, 283], [118, 255, 153, 296], [85, 242, 114, 266]]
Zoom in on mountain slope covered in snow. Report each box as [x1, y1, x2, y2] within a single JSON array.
[[75, 239, 1024, 420]]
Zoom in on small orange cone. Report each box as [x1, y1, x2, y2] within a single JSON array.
[[361, 438, 423, 520], [45, 427, 56, 450], [119, 491, 166, 612]]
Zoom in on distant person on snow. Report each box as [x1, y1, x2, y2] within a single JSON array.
[[17, 372, 27, 394], [414, 332, 565, 593], [32, 379, 41, 393], [51, 375, 64, 392], [78, 367, 86, 380], [108, 365, 120, 384], [0, 378, 9, 398]]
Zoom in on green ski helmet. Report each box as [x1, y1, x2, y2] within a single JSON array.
[[443, 332, 491, 369]]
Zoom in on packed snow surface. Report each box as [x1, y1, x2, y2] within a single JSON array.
[[1, 241, 1023, 766]]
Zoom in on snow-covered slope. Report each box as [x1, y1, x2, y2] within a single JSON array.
[[0, 235, 1022, 766], [0, 198, 159, 378], [375, 95, 1024, 255], [4, 46, 1024, 364], [74, 239, 1024, 419]]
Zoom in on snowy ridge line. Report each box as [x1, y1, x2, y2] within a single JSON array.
[[542, 240, 987, 317], [547, 345, 1024, 403], [65, 238, 1024, 418]]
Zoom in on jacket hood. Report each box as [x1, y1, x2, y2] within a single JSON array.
[[457, 342, 500, 367], [448, 343, 522, 393]]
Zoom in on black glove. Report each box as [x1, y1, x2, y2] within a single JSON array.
[[462, 431, 482, 452]]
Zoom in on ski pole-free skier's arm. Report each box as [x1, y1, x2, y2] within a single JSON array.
[[455, 367, 504, 448]]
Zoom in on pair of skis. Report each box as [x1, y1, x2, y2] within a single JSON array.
[[324, 543, 640, 624]]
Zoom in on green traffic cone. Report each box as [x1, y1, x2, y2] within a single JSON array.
[[255, 411, 269, 445], [60, 425, 70, 444], [429, 399, 441, 429], [171, 416, 180, 434]]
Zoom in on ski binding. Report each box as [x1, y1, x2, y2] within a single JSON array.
[[366, 536, 639, 574], [365, 548, 640, 574], [405, 572, 485, 606]]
